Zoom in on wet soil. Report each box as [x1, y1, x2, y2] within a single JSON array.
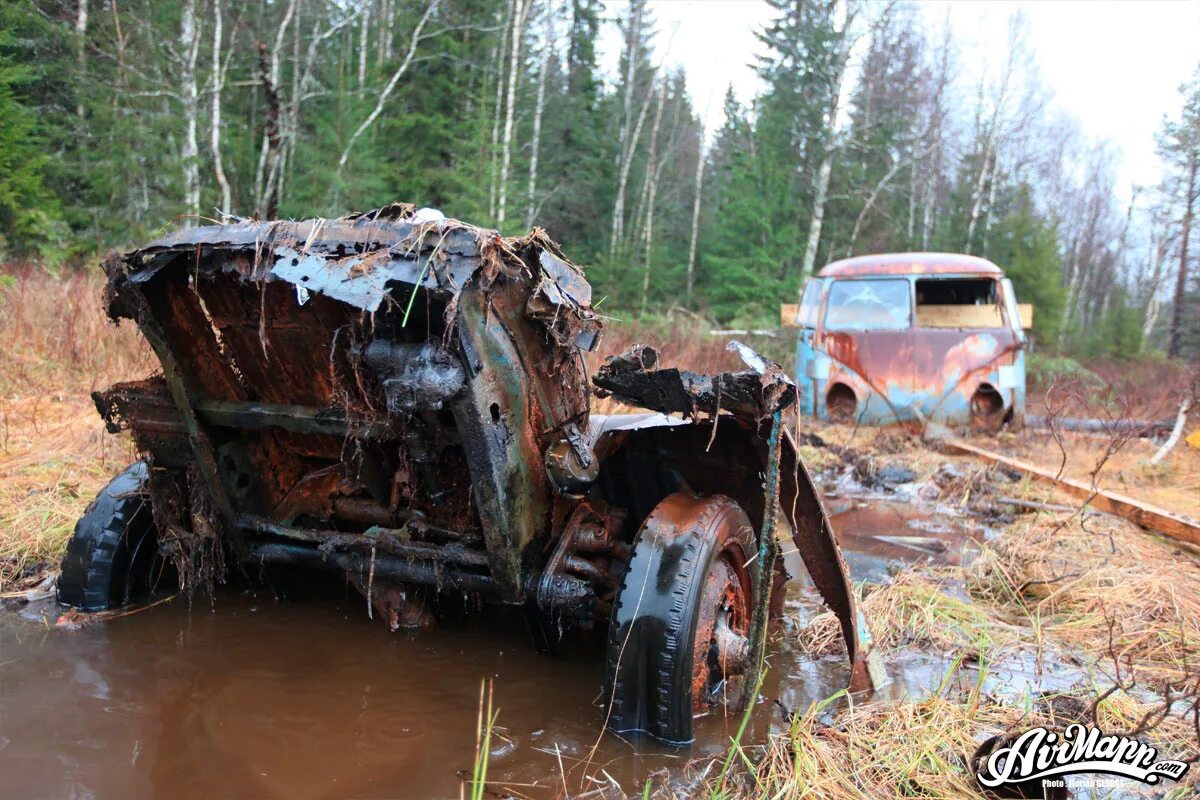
[[0, 495, 997, 799]]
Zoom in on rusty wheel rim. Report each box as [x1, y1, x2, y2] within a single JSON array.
[[692, 549, 752, 710]]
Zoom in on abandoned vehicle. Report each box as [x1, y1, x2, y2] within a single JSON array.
[[57, 205, 879, 744], [789, 253, 1029, 430]]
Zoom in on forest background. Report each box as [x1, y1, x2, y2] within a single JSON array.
[[2, 0, 1199, 361]]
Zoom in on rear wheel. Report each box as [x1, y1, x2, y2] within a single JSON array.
[[605, 493, 756, 745], [58, 462, 162, 611]]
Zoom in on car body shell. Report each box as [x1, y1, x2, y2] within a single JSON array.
[[90, 206, 878, 695]]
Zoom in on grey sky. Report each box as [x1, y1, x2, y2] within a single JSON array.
[[602, 0, 1200, 203]]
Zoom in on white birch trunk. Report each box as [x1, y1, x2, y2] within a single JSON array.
[[608, 86, 654, 263], [799, 29, 853, 287], [638, 80, 667, 313], [800, 156, 833, 284], [617, 1, 642, 164], [496, 0, 530, 226], [254, 0, 298, 217], [906, 156, 917, 244], [337, 1, 439, 174], [488, 0, 513, 220], [358, 4, 370, 90], [525, 2, 554, 228], [1062, 236, 1084, 330], [1142, 231, 1168, 342], [965, 36, 1016, 252], [210, 0, 231, 215], [685, 142, 706, 305], [75, 0, 88, 117], [380, 0, 392, 64], [980, 152, 1000, 255], [180, 0, 201, 223], [609, 1, 645, 261]]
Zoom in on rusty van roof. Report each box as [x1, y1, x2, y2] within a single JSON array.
[[818, 252, 1003, 278]]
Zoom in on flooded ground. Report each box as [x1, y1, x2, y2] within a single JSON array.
[[0, 493, 1006, 799]]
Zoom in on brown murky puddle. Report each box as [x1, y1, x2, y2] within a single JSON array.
[[0, 497, 1001, 799]]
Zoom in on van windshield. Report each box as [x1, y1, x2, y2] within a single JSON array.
[[824, 279, 911, 331]]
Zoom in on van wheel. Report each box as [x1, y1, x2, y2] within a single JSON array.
[[58, 462, 162, 611], [605, 493, 756, 745], [826, 383, 857, 424], [970, 383, 1006, 431]]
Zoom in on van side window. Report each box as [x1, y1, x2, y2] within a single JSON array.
[[824, 279, 911, 331], [915, 278, 1003, 328], [796, 279, 823, 328]]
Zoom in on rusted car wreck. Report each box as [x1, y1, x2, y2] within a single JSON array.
[[59, 204, 878, 744]]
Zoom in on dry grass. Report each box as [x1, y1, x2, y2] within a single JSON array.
[[969, 511, 1200, 685], [801, 506, 1200, 694], [711, 690, 1012, 799], [802, 570, 1028, 659], [774, 473, 1200, 799], [0, 264, 150, 591], [699, 685, 1198, 800], [998, 428, 1200, 520]]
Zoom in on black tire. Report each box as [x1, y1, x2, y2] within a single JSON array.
[[605, 493, 756, 745], [58, 461, 161, 611]]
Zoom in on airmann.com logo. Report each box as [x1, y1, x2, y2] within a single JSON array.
[[976, 724, 1190, 790]]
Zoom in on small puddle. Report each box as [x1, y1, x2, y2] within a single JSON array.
[[822, 494, 993, 584], [0, 492, 1048, 799]]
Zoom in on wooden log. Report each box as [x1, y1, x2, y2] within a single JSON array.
[[1017, 303, 1034, 328], [945, 439, 1200, 547], [780, 303, 800, 328]]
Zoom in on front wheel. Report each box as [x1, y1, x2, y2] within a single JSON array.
[[57, 462, 162, 611], [604, 493, 756, 745]]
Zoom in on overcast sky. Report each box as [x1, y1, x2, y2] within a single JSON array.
[[600, 1, 1200, 203]]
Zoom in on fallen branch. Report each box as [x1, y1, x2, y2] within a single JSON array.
[[1151, 397, 1192, 465]]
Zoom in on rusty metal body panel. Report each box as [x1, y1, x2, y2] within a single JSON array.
[[93, 204, 877, 698], [817, 252, 1003, 278], [795, 253, 1026, 429]]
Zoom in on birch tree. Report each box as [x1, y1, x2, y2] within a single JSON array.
[[495, 0, 531, 225], [685, 139, 706, 304], [75, 0, 88, 117], [336, 1, 440, 176], [609, 0, 653, 263], [638, 78, 667, 313], [179, 0, 201, 223], [525, 1, 556, 228], [253, 0, 297, 218], [798, 0, 859, 286], [488, 0, 513, 220], [210, 0, 232, 215]]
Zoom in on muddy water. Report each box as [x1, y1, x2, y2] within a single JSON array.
[[0, 497, 988, 799], [823, 494, 992, 583]]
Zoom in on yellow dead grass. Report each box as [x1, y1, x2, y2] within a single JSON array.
[[802, 570, 1028, 659], [970, 510, 1200, 685], [783, 497, 1200, 799], [0, 267, 149, 591], [701, 686, 1198, 800], [1000, 428, 1200, 520]]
